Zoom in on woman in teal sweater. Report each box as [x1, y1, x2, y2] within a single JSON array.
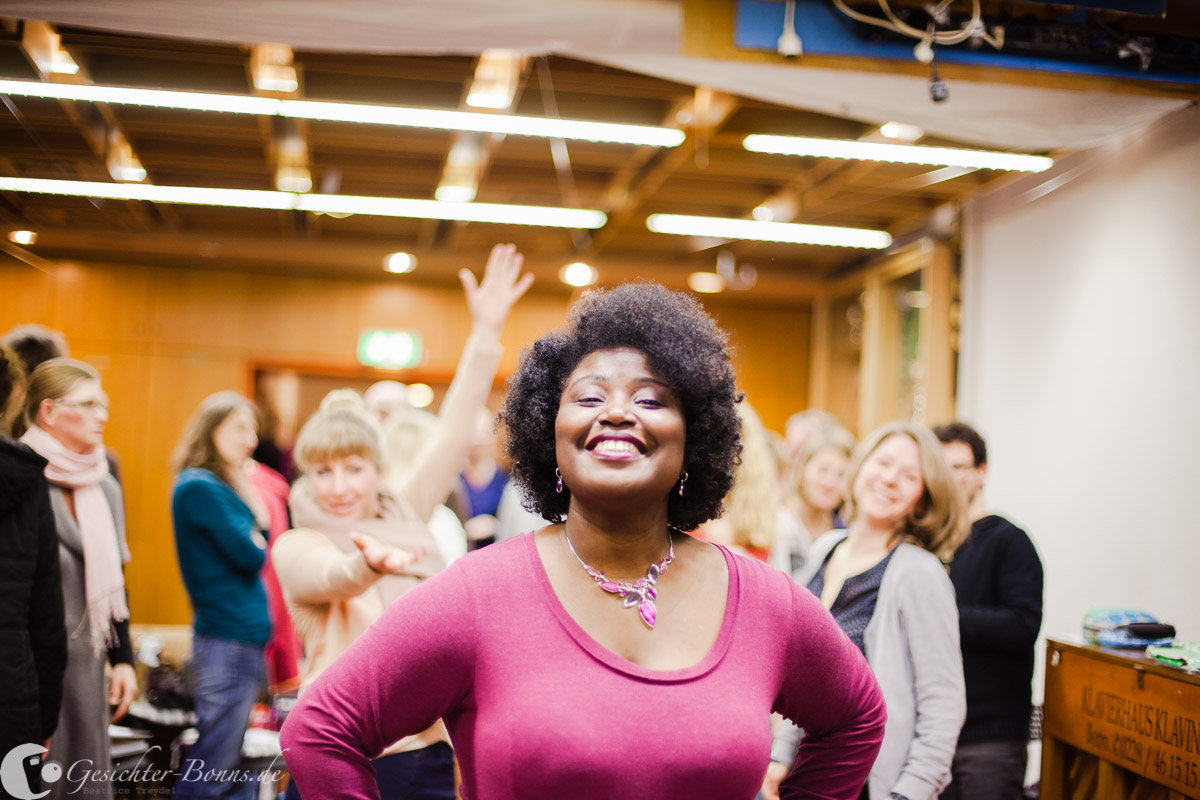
[[171, 391, 272, 800]]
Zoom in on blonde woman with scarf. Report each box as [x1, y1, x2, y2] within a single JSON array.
[[273, 243, 529, 800], [21, 358, 137, 800]]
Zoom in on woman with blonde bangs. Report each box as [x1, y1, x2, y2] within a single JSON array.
[[21, 358, 137, 800], [698, 402, 778, 561], [764, 421, 968, 800], [272, 244, 530, 800], [777, 426, 857, 575]]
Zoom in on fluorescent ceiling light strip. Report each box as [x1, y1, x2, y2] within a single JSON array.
[[0, 177, 607, 229], [646, 213, 892, 249], [298, 194, 606, 228], [0, 78, 683, 147], [0, 78, 280, 115], [743, 134, 1053, 173], [280, 101, 683, 146], [0, 177, 293, 209]]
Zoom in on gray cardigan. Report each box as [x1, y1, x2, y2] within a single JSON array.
[[772, 531, 965, 800], [48, 476, 129, 800]]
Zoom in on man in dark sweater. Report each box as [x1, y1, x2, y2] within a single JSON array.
[[934, 422, 1043, 800]]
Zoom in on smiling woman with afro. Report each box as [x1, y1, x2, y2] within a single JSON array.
[[500, 282, 742, 532], [280, 277, 887, 800]]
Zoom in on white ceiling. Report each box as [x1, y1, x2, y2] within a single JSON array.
[[0, 0, 1190, 151]]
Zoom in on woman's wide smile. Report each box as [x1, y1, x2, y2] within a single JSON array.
[[555, 347, 685, 501]]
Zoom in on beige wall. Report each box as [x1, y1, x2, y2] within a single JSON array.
[[959, 103, 1200, 699], [2, 259, 810, 624]]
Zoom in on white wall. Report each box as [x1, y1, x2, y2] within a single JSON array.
[[958, 103, 1200, 699]]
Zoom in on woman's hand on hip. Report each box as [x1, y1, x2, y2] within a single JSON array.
[[760, 760, 789, 800], [459, 243, 533, 337]]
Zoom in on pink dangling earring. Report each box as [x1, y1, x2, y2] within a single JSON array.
[[678, 471, 688, 496], [555, 468, 564, 494]]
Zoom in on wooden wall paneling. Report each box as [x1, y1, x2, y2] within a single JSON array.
[[709, 302, 811, 434], [1042, 736, 1069, 800], [919, 242, 957, 427], [858, 270, 887, 434], [359, 283, 458, 359], [0, 262, 55, 327], [807, 293, 831, 416], [825, 289, 865, 436], [149, 266, 251, 350], [51, 262, 156, 344], [855, 241, 950, 434], [245, 272, 364, 361], [490, 294, 574, 374], [131, 346, 246, 625], [66, 339, 161, 621]]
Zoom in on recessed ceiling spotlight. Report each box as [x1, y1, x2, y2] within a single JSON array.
[[7, 230, 37, 245], [559, 262, 598, 288], [688, 272, 725, 294], [383, 252, 417, 273], [408, 383, 435, 409]]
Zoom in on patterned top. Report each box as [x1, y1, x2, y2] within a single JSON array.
[[807, 542, 897, 655]]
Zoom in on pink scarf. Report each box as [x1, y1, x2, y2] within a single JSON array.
[[21, 424, 128, 654]]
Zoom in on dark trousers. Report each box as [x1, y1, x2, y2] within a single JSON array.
[[287, 742, 456, 800], [939, 739, 1028, 800]]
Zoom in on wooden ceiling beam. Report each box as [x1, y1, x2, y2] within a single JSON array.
[[585, 88, 738, 256]]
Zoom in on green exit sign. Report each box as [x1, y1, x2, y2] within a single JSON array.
[[357, 329, 422, 369]]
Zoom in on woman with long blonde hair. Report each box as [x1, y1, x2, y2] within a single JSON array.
[[764, 421, 969, 800]]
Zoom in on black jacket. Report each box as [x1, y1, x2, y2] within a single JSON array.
[[0, 436, 67, 749], [949, 514, 1044, 744]]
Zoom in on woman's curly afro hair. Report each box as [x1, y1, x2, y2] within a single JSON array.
[[500, 283, 742, 531]]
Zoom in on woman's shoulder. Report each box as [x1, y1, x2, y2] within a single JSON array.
[[174, 467, 223, 490], [884, 543, 954, 603], [172, 468, 235, 506], [891, 541, 948, 571], [422, 532, 534, 584], [715, 540, 800, 604]]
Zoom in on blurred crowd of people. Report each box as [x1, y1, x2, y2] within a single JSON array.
[[1, 243, 1043, 800]]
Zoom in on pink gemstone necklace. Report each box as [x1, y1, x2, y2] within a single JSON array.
[[564, 529, 674, 629]]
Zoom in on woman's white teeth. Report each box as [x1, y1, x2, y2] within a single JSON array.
[[593, 439, 639, 455]]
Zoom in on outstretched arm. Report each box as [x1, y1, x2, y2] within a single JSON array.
[[400, 244, 531, 520]]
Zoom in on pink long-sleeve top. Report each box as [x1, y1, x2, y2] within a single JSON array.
[[281, 533, 886, 800]]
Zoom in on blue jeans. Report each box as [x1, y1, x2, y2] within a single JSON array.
[[174, 635, 266, 800]]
